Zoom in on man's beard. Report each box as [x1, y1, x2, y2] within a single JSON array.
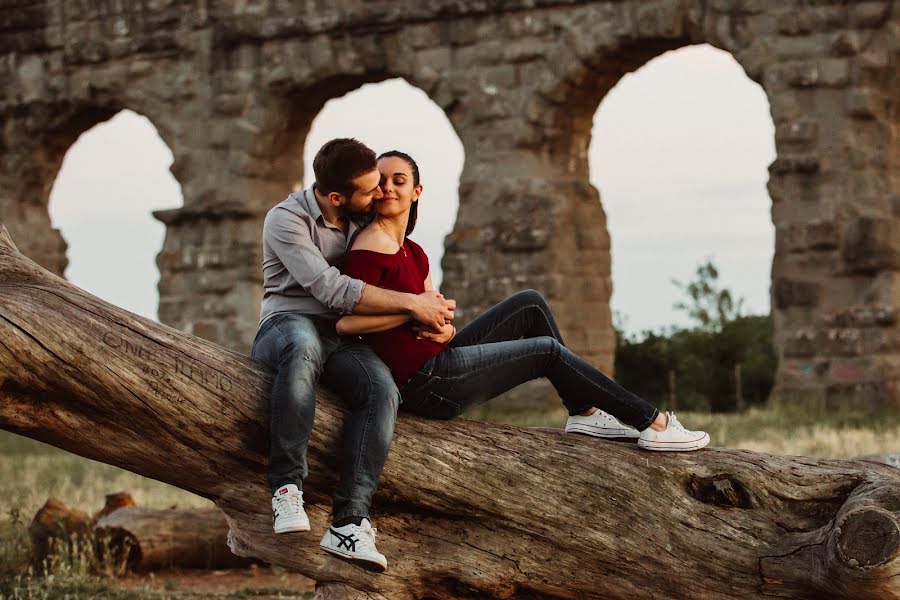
[[341, 202, 376, 224]]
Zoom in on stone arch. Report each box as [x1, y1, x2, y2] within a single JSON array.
[[441, 0, 898, 407], [588, 44, 775, 337], [467, 7, 776, 387], [300, 78, 464, 287], [0, 99, 186, 276], [48, 109, 184, 320]]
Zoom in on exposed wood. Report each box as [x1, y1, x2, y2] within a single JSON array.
[[95, 507, 255, 571], [29, 492, 252, 572], [1, 223, 898, 599], [29, 497, 92, 566]]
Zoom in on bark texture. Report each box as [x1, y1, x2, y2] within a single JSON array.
[[0, 225, 898, 599], [95, 507, 253, 571]]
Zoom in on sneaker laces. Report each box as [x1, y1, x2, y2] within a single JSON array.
[[667, 411, 688, 433], [274, 491, 303, 518], [358, 521, 378, 552]]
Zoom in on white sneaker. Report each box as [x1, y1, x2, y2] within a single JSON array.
[[565, 409, 640, 442], [638, 412, 710, 451], [320, 518, 387, 572], [272, 484, 310, 533]]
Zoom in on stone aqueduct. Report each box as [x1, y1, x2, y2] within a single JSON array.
[[1, 0, 897, 406]]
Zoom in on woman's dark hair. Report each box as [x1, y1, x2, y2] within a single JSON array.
[[378, 150, 420, 236], [314, 138, 377, 199]]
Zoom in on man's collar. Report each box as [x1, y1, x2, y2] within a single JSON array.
[[300, 185, 324, 222]]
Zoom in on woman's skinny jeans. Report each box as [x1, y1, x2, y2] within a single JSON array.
[[400, 289, 659, 431]]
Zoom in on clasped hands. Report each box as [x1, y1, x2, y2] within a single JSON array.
[[410, 290, 457, 344]]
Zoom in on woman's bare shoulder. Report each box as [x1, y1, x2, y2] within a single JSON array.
[[351, 225, 398, 254]]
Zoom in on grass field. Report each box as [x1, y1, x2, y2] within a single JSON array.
[[2, 403, 897, 599]]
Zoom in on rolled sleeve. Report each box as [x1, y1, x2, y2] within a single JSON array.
[[266, 209, 366, 314]]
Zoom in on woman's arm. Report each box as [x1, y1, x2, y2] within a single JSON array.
[[412, 273, 456, 343], [335, 313, 411, 336]]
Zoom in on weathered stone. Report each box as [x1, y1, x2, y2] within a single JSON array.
[[839, 216, 900, 274], [851, 2, 892, 29], [775, 120, 818, 145], [774, 278, 821, 309], [824, 305, 898, 328], [777, 11, 814, 36], [817, 58, 850, 86], [830, 31, 862, 56], [769, 154, 819, 175]]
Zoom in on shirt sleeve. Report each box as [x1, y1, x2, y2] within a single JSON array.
[[264, 208, 365, 315]]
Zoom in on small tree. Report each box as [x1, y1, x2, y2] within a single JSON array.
[[616, 259, 775, 412], [672, 259, 744, 332]]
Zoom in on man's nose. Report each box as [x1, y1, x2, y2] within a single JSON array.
[[374, 186, 384, 198]]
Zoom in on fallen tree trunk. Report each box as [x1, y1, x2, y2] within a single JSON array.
[[95, 506, 254, 571], [0, 224, 897, 599], [30, 492, 253, 572]]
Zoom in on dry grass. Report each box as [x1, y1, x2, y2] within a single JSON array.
[[467, 401, 900, 459]]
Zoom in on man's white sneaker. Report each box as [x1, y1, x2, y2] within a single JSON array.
[[320, 518, 387, 572], [565, 409, 640, 442], [638, 411, 710, 451], [272, 484, 310, 533]]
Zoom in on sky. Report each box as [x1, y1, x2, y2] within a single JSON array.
[[48, 43, 775, 336]]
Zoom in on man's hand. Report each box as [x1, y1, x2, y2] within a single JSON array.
[[410, 291, 456, 331], [413, 322, 456, 344]]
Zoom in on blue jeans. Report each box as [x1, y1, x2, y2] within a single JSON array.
[[251, 313, 399, 521], [400, 290, 659, 430]]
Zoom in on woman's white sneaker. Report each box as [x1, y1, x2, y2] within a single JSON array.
[[320, 518, 387, 572], [638, 412, 710, 451], [272, 484, 310, 533], [565, 409, 640, 442]]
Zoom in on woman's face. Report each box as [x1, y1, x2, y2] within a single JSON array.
[[376, 156, 421, 218]]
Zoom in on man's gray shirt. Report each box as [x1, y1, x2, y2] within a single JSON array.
[[259, 186, 368, 326]]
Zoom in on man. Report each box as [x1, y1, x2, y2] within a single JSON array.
[[251, 138, 455, 571]]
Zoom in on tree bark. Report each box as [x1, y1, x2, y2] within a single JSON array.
[[95, 506, 255, 571], [0, 224, 898, 599]]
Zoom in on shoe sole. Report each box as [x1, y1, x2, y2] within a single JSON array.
[[565, 425, 640, 443], [320, 544, 386, 572], [275, 524, 309, 534], [274, 521, 310, 534], [638, 433, 710, 452]]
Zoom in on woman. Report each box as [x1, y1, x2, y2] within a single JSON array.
[[338, 151, 709, 451]]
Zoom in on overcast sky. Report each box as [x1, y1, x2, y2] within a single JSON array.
[[48, 44, 775, 336]]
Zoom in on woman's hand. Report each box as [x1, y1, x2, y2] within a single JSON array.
[[413, 322, 456, 344]]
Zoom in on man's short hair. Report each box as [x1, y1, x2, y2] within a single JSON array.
[[313, 138, 377, 199]]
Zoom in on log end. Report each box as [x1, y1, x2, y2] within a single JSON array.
[[94, 492, 137, 521], [833, 507, 899, 569]]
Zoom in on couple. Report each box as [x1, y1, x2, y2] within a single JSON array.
[[251, 138, 710, 572]]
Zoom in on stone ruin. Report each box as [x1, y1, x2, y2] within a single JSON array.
[[1, 0, 897, 406]]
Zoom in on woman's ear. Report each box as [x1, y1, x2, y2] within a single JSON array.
[[412, 184, 423, 201]]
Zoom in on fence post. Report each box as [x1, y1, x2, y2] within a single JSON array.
[[735, 363, 744, 412]]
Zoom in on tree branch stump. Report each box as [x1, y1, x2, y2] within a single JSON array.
[[1, 224, 898, 599]]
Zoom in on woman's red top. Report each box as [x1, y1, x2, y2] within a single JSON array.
[[342, 239, 447, 386]]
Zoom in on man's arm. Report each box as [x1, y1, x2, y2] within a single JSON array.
[[267, 209, 365, 315], [352, 286, 456, 332]]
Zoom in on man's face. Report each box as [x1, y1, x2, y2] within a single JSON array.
[[340, 169, 383, 215]]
